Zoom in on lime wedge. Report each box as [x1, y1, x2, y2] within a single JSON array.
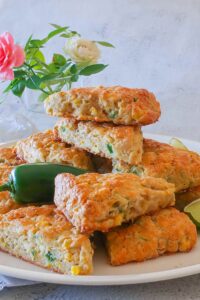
[[169, 138, 188, 150], [184, 198, 200, 227]]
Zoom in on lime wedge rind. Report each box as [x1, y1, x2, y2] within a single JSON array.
[[169, 138, 188, 150], [184, 198, 200, 227]]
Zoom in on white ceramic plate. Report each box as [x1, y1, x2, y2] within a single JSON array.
[[0, 133, 200, 286]]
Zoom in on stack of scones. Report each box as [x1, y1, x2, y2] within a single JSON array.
[[0, 86, 199, 275]]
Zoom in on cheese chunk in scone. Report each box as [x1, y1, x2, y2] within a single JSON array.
[[54, 173, 175, 233], [15, 130, 93, 170], [105, 208, 197, 265], [0, 205, 93, 275], [55, 118, 143, 165]]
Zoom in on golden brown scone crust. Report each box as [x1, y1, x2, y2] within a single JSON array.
[[0, 205, 93, 275], [176, 185, 200, 211], [15, 130, 93, 170], [0, 165, 13, 184], [55, 118, 143, 165], [0, 147, 24, 166], [105, 208, 197, 265], [0, 192, 22, 214], [113, 139, 200, 192], [54, 173, 175, 233], [45, 86, 161, 126], [0, 165, 22, 214]]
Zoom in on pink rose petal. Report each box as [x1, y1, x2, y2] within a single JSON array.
[[13, 44, 25, 67], [0, 32, 24, 81], [0, 68, 14, 80]]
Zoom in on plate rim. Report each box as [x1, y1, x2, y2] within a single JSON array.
[[0, 132, 200, 286], [1, 262, 200, 286]]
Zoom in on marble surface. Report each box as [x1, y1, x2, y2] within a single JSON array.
[[0, 0, 200, 299], [2, 274, 200, 300]]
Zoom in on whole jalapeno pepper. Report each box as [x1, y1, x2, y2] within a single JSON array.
[[0, 163, 89, 204]]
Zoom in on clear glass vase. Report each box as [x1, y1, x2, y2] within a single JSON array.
[[0, 94, 37, 144], [21, 89, 58, 132], [22, 89, 45, 114]]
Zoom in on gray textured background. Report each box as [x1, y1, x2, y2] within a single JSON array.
[[0, 0, 200, 299], [0, 0, 200, 140]]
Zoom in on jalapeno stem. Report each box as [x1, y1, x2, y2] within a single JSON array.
[[0, 183, 11, 192]]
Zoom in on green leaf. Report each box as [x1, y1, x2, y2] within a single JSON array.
[[47, 63, 60, 73], [12, 80, 26, 97], [3, 79, 19, 93], [26, 50, 46, 70], [28, 39, 44, 48], [53, 54, 66, 66], [40, 73, 61, 82], [96, 41, 115, 48], [24, 34, 33, 51], [70, 64, 78, 74], [60, 31, 80, 38], [50, 23, 65, 29], [26, 75, 41, 90], [40, 74, 65, 87], [26, 27, 68, 51], [71, 74, 79, 82], [42, 27, 68, 44], [34, 50, 45, 63], [79, 64, 108, 76], [13, 70, 26, 78]]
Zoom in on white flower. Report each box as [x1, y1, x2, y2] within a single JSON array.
[[64, 37, 100, 65]]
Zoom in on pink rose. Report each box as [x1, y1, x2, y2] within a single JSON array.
[[0, 32, 25, 80]]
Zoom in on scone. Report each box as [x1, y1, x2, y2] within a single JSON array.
[[113, 139, 200, 192], [105, 208, 197, 265], [55, 118, 143, 165], [15, 130, 93, 170], [0, 205, 93, 275], [44, 86, 161, 125], [54, 173, 175, 233], [0, 147, 24, 166]]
